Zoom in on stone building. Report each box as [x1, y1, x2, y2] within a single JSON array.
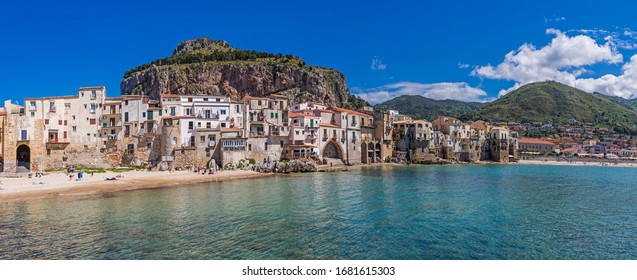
[[1, 87, 108, 172]]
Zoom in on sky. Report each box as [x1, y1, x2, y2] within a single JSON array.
[[2, 0, 637, 105]]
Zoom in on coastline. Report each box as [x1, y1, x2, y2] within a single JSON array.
[[517, 159, 637, 168], [3, 159, 635, 203], [0, 170, 274, 203]]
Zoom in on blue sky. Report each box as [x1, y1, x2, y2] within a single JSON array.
[[2, 0, 637, 104]]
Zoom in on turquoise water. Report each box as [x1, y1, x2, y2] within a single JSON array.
[[1, 164, 637, 259]]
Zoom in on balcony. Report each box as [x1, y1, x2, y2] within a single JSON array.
[[306, 133, 318, 139], [102, 122, 122, 129], [47, 138, 69, 143], [208, 141, 216, 147], [250, 116, 265, 123], [250, 131, 266, 137]]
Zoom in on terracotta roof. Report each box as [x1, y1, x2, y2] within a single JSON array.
[[331, 107, 368, 116], [519, 138, 556, 145], [290, 112, 318, 118], [243, 95, 268, 100], [315, 109, 335, 113], [320, 122, 339, 128], [561, 148, 578, 153]]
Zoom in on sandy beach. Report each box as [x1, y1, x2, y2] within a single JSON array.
[[0, 170, 273, 203]]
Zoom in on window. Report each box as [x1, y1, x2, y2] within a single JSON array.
[[200, 136, 205, 142], [89, 103, 96, 113], [265, 142, 268, 150], [29, 101, 36, 111], [47, 149, 51, 156], [270, 112, 274, 118], [188, 98, 193, 102], [89, 118, 96, 125], [49, 102, 56, 112], [222, 139, 246, 151], [248, 144, 252, 151], [170, 107, 176, 116], [208, 135, 216, 142], [188, 121, 194, 130], [124, 112, 129, 122], [72, 126, 76, 132], [30, 112, 35, 117], [280, 141, 284, 147], [64, 120, 67, 125], [124, 100, 129, 105], [206, 122, 211, 129], [142, 112, 146, 118], [65, 103, 71, 110], [205, 110, 211, 118], [58, 120, 62, 125], [203, 98, 208, 101], [236, 105, 240, 112], [220, 109, 226, 115], [172, 137, 177, 145], [72, 115, 76, 120], [197, 122, 201, 128], [221, 123, 226, 128], [91, 90, 97, 100], [216, 98, 220, 102], [21, 130, 27, 140], [185, 108, 191, 115], [63, 131, 67, 139], [45, 119, 49, 125]]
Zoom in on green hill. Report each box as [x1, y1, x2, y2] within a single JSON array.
[[374, 95, 485, 121], [593, 92, 637, 112], [475, 81, 637, 134]]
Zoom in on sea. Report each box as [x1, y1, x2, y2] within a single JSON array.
[[1, 164, 637, 259]]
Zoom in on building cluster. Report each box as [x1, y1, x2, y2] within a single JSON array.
[[503, 122, 637, 158], [0, 87, 520, 173]]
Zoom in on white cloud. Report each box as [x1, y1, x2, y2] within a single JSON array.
[[370, 57, 387, 70], [544, 15, 566, 23], [458, 62, 470, 69], [353, 81, 490, 104], [472, 28, 637, 99]]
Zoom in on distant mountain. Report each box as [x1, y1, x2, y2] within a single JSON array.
[[474, 81, 637, 134], [374, 95, 485, 121]]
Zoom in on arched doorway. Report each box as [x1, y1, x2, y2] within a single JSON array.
[[322, 140, 343, 159], [17, 145, 30, 172], [375, 143, 381, 160]]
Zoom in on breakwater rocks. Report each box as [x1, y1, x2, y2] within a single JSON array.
[[253, 160, 317, 173]]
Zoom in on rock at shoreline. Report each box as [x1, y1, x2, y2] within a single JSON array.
[[253, 160, 317, 173]]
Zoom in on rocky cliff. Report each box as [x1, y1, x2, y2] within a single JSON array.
[[120, 37, 368, 109]]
